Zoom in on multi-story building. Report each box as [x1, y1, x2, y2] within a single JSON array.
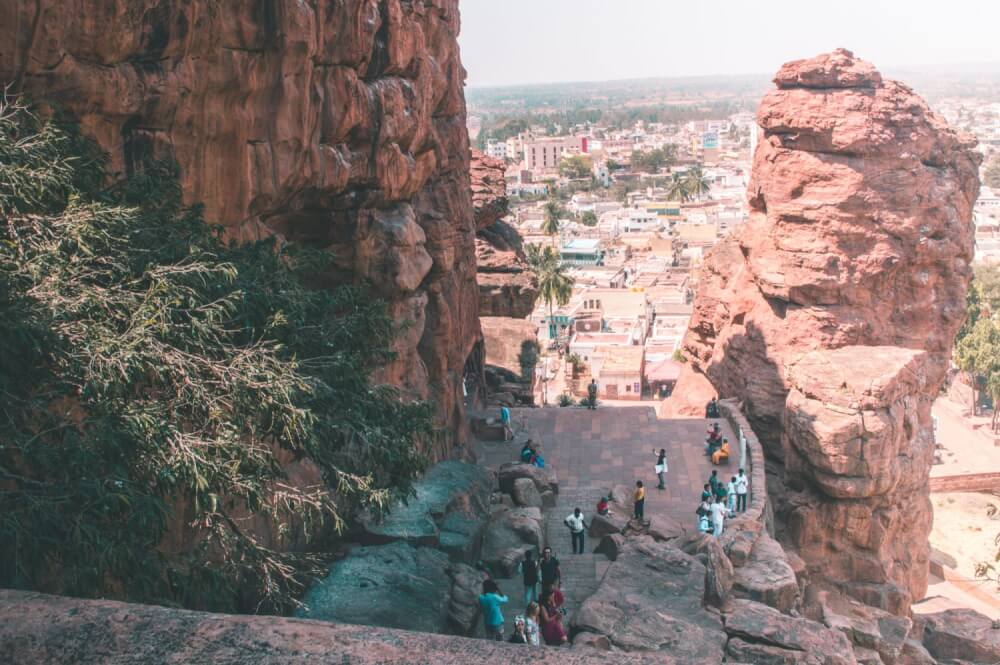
[[524, 136, 587, 172], [485, 139, 508, 161]]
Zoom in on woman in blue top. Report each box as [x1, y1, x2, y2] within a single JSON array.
[[478, 579, 509, 640]]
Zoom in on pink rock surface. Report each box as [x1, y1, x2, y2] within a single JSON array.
[[0, 1, 481, 462], [0, 590, 679, 664], [671, 50, 980, 614]]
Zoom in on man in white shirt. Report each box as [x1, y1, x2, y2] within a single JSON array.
[[735, 468, 749, 512], [710, 497, 728, 537], [564, 508, 588, 554]]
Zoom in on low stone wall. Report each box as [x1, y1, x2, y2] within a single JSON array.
[[0, 590, 678, 664], [716, 399, 770, 561], [929, 472, 1000, 493]]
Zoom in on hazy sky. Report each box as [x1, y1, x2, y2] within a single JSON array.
[[460, 0, 1000, 88]]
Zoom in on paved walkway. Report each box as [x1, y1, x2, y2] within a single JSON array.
[[478, 405, 739, 626]]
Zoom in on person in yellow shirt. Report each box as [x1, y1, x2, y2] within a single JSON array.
[[633, 481, 645, 521], [712, 438, 731, 465]]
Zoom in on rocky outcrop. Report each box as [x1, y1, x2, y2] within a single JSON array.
[[920, 609, 1000, 664], [572, 537, 727, 661], [1, 1, 481, 461], [668, 49, 981, 614], [724, 599, 857, 665], [480, 505, 545, 577], [481, 316, 539, 405], [0, 590, 681, 665], [472, 152, 538, 318]]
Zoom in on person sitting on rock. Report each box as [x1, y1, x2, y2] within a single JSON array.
[[596, 496, 611, 516], [520, 440, 535, 464], [712, 438, 731, 465], [478, 579, 509, 641]]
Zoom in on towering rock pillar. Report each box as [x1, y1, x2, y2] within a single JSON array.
[[673, 49, 981, 613]]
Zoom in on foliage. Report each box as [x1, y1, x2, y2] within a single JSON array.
[[580, 210, 598, 227], [525, 245, 574, 340], [559, 154, 592, 180], [630, 146, 677, 173], [955, 316, 1000, 427], [667, 174, 692, 203], [683, 165, 712, 200], [557, 394, 575, 408], [0, 97, 433, 613], [541, 200, 564, 243], [671, 349, 688, 363], [985, 152, 1000, 190]]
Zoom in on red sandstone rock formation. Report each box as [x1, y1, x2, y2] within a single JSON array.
[[471, 151, 538, 318], [668, 49, 981, 614], [1, 0, 480, 460]]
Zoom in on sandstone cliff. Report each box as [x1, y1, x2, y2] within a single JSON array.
[[471, 151, 538, 318], [1, 0, 480, 460], [669, 49, 981, 614]]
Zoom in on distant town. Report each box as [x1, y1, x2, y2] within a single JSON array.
[[468, 88, 1000, 405]]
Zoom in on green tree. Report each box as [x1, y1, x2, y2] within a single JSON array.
[[559, 154, 592, 179], [684, 164, 712, 200], [0, 97, 433, 613], [667, 173, 692, 203], [526, 245, 574, 343], [985, 152, 1000, 189], [630, 145, 677, 173], [956, 316, 1000, 424], [580, 210, 598, 227], [541, 199, 564, 247]]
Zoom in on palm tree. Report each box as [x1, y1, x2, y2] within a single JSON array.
[[667, 174, 691, 203], [526, 245, 574, 343], [541, 200, 563, 247], [684, 165, 712, 200]]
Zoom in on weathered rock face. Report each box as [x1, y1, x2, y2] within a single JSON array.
[[669, 49, 980, 614], [1, 0, 480, 461], [471, 152, 538, 318]]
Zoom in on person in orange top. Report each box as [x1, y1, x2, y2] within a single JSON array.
[[712, 438, 731, 465], [633, 480, 645, 521]]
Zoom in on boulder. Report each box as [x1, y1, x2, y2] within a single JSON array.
[[360, 461, 493, 549], [572, 631, 612, 651], [692, 535, 734, 609], [897, 640, 935, 665], [511, 478, 543, 508], [480, 506, 544, 577], [572, 537, 727, 661], [724, 599, 857, 665], [588, 512, 627, 539], [853, 647, 885, 665], [447, 563, 488, 636], [438, 511, 485, 562], [921, 608, 1000, 664], [646, 514, 688, 543], [821, 593, 911, 664], [732, 533, 800, 613], [498, 462, 558, 496], [298, 542, 451, 634], [593, 534, 626, 561]]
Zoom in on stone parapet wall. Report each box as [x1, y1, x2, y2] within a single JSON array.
[[716, 399, 770, 562]]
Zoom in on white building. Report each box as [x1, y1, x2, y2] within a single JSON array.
[[485, 139, 508, 161]]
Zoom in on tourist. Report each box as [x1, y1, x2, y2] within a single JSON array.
[[708, 469, 721, 497], [596, 496, 610, 516], [539, 585, 568, 646], [712, 437, 731, 465], [519, 439, 535, 464], [700, 483, 712, 503], [564, 507, 588, 555], [705, 422, 722, 456], [540, 547, 561, 589], [698, 510, 712, 534], [501, 405, 512, 441], [633, 480, 645, 522], [653, 448, 667, 490], [696, 497, 712, 531], [478, 579, 509, 641], [508, 616, 528, 644], [524, 602, 541, 646], [587, 379, 598, 410], [735, 468, 749, 512], [706, 397, 720, 418], [519, 549, 539, 605], [710, 495, 728, 538], [727, 476, 737, 513]]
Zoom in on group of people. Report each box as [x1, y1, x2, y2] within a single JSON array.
[[705, 422, 731, 464], [477, 547, 570, 646], [696, 467, 749, 536]]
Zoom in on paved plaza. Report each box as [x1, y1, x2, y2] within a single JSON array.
[[478, 405, 741, 624]]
